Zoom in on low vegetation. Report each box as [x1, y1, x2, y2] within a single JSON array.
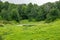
[[0, 20, 60, 40]]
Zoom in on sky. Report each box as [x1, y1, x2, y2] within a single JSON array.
[[1, 0, 59, 5]]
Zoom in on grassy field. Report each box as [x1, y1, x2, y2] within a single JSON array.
[[0, 20, 60, 40]]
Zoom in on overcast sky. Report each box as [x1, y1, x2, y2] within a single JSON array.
[[1, 0, 59, 5]]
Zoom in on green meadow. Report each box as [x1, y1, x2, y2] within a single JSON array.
[[0, 20, 60, 40], [0, 0, 60, 40]]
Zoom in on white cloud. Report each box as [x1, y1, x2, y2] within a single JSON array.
[[1, 0, 59, 5]]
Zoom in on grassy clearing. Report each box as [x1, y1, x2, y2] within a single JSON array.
[[0, 20, 60, 40]]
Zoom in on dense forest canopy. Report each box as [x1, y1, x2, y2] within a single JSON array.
[[0, 0, 60, 23]]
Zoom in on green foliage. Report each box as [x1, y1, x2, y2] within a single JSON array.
[[11, 9, 20, 22], [1, 9, 12, 21], [18, 4, 28, 19], [3, 1, 9, 10], [46, 8, 60, 23], [0, 1, 3, 12], [0, 36, 3, 40], [0, 1, 60, 22]]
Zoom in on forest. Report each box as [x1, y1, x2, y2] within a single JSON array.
[[0, 1, 60, 23]]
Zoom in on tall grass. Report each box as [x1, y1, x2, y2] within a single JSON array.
[[0, 20, 60, 40]]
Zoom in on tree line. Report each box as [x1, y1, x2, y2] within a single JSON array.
[[0, 1, 60, 23]]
